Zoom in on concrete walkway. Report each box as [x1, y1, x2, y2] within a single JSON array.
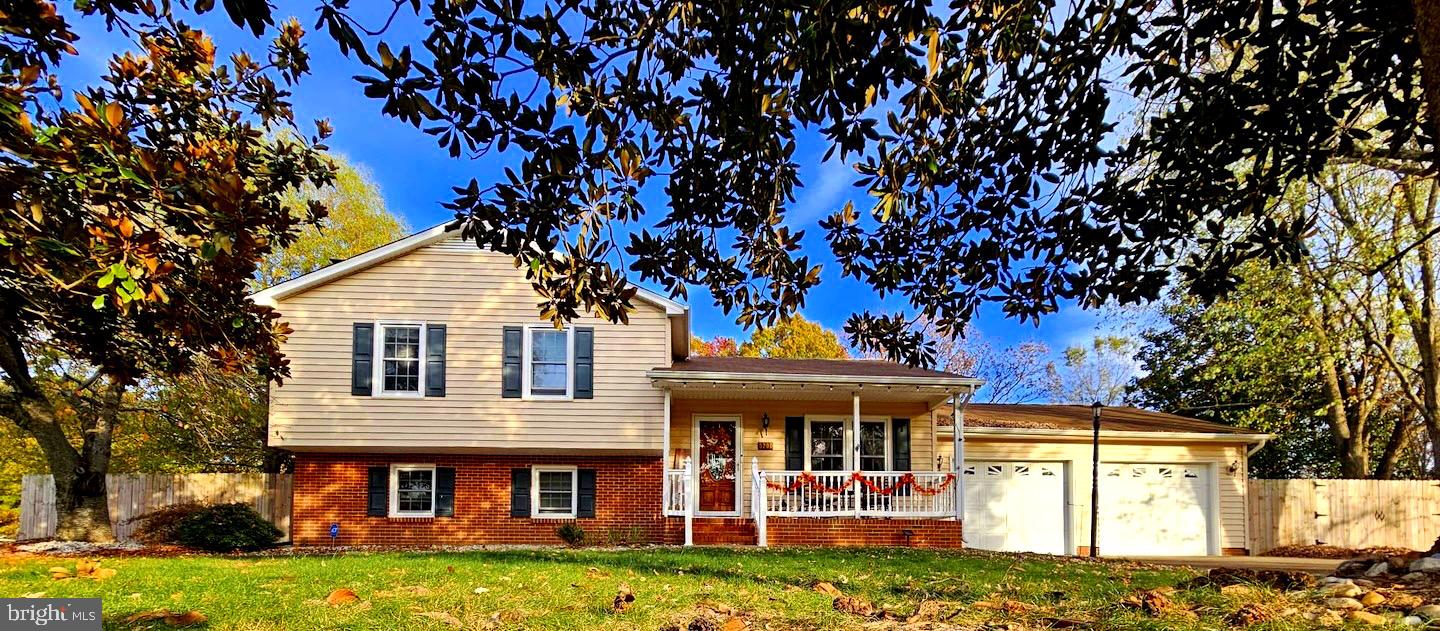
[[1119, 556, 1342, 574]]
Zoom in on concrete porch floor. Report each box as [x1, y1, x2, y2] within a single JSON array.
[[1119, 556, 1342, 574]]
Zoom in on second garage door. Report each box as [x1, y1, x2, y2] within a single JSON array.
[[1096, 463, 1213, 556]]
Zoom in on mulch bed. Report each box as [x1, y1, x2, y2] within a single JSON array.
[[1265, 544, 1420, 559]]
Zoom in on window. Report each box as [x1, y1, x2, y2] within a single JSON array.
[[524, 327, 572, 398], [859, 421, 888, 471], [378, 323, 424, 395], [532, 466, 577, 518], [391, 465, 435, 517], [809, 422, 845, 471]]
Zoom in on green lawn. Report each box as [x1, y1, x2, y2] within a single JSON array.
[[0, 547, 1319, 629]]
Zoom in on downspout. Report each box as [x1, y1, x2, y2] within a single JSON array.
[[1247, 437, 1270, 457]]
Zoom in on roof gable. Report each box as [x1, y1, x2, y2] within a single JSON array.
[[250, 224, 686, 316]]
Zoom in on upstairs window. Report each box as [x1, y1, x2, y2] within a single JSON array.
[[524, 327, 572, 398], [379, 324, 424, 395]]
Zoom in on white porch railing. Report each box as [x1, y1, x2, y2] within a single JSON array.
[[664, 467, 689, 516], [754, 470, 958, 518]]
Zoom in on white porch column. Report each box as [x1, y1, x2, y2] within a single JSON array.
[[683, 456, 694, 546], [953, 392, 966, 521], [852, 391, 862, 517], [661, 389, 672, 509]]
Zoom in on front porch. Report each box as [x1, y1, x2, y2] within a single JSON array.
[[648, 358, 980, 547]]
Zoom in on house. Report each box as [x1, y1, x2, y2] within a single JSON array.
[[252, 224, 1270, 552]]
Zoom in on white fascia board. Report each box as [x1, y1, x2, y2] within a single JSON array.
[[250, 223, 690, 318], [937, 425, 1273, 443], [648, 369, 984, 390]]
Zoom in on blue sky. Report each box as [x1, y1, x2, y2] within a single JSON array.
[[57, 3, 1119, 359]]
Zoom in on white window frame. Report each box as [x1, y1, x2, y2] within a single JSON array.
[[389, 464, 436, 518], [803, 415, 893, 471], [373, 322, 427, 397], [521, 325, 574, 400], [531, 465, 578, 519]]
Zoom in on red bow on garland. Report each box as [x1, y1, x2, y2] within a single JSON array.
[[764, 472, 956, 496]]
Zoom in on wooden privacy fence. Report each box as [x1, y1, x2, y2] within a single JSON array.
[[1248, 479, 1440, 554], [18, 473, 292, 542]]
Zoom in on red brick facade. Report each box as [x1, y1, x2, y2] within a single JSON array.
[[292, 453, 964, 548], [292, 453, 676, 545], [764, 517, 964, 548]]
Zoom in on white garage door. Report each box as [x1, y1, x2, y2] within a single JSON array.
[[1097, 463, 1212, 556], [963, 462, 1068, 555]]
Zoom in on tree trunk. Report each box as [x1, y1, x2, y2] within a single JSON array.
[[1412, 0, 1440, 147], [0, 317, 116, 542]]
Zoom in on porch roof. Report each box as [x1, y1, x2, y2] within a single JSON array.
[[648, 356, 982, 404]]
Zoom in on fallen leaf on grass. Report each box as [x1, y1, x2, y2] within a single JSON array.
[[721, 616, 746, 631], [612, 583, 636, 612], [22, 592, 44, 599], [907, 600, 946, 623], [412, 611, 462, 628], [974, 599, 1038, 615], [472, 587, 489, 594], [49, 566, 72, 580], [833, 595, 877, 617], [1120, 587, 1195, 619], [91, 567, 117, 580], [123, 610, 208, 627], [813, 582, 843, 596], [326, 588, 360, 605]]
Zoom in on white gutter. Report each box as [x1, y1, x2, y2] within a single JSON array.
[[1246, 436, 1270, 456], [647, 370, 984, 389], [940, 426, 1273, 443]]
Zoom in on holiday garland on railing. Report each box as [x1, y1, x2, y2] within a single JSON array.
[[764, 472, 956, 496]]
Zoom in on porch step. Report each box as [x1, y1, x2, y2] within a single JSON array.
[[691, 518, 757, 545]]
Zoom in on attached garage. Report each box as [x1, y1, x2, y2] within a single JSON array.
[[936, 404, 1269, 557]]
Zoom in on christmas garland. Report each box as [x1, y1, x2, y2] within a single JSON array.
[[764, 472, 956, 496]]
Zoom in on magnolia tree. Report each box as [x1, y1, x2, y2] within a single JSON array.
[[0, 3, 334, 540]]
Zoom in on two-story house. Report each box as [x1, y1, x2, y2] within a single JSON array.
[[253, 224, 1269, 552]]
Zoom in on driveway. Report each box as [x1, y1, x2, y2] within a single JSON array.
[[1119, 556, 1342, 574]]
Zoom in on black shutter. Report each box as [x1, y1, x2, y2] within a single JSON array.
[[892, 418, 912, 471], [425, 325, 447, 397], [502, 326, 523, 398], [352, 323, 374, 396], [785, 417, 805, 470], [434, 467, 456, 517], [510, 468, 531, 517], [577, 469, 597, 518], [574, 327, 594, 399], [366, 466, 387, 516]]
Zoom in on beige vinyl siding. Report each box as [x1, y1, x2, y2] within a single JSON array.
[[668, 398, 939, 515], [269, 236, 669, 452], [956, 434, 1251, 552]]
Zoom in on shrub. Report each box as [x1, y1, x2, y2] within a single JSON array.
[[127, 502, 208, 545], [174, 503, 282, 552], [0, 505, 18, 539], [555, 523, 586, 546]]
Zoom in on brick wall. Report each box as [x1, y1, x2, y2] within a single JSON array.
[[292, 453, 675, 545], [764, 518, 964, 548]]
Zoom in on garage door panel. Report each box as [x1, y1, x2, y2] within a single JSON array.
[[1098, 463, 1211, 556], [963, 461, 1067, 555]]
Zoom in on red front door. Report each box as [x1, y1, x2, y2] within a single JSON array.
[[698, 420, 738, 512]]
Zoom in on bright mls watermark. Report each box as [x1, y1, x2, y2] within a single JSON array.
[[1, 599, 101, 630]]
